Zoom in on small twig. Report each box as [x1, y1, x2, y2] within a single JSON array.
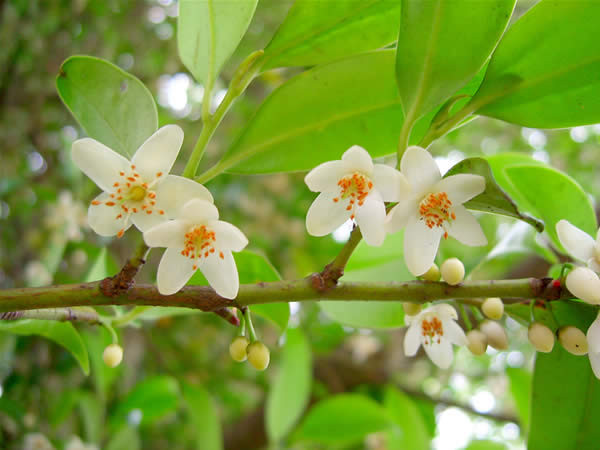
[[100, 242, 150, 297], [0, 308, 100, 324]]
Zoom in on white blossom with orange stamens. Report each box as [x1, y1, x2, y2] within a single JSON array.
[[404, 303, 467, 369], [386, 146, 487, 276], [72, 125, 213, 238], [304, 145, 408, 246], [143, 198, 248, 298]]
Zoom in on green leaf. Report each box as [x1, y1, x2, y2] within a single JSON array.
[[384, 386, 430, 450], [0, 320, 89, 374], [85, 248, 116, 282], [187, 250, 289, 331], [528, 301, 600, 450], [262, 0, 401, 69], [396, 0, 515, 123], [485, 152, 545, 205], [110, 376, 180, 427], [56, 55, 158, 158], [504, 165, 597, 252], [464, 441, 507, 450], [105, 426, 141, 450], [266, 328, 312, 443], [78, 391, 103, 444], [182, 383, 223, 450], [320, 232, 407, 329], [178, 0, 258, 86], [471, 0, 600, 128], [295, 394, 393, 444], [506, 367, 531, 433], [444, 157, 544, 232]]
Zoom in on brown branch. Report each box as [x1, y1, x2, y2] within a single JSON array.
[[100, 242, 150, 297]]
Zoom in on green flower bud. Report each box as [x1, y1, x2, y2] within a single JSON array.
[[229, 336, 250, 362], [482, 297, 504, 320], [103, 344, 123, 368], [403, 302, 422, 316], [422, 263, 441, 282], [441, 258, 465, 286], [247, 341, 270, 371]]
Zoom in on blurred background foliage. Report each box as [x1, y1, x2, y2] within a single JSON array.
[[0, 0, 599, 449]]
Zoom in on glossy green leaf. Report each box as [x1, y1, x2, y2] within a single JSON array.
[[444, 157, 544, 231], [384, 386, 430, 450], [85, 248, 115, 282], [56, 55, 158, 158], [110, 376, 180, 427], [320, 232, 407, 329], [0, 320, 89, 374], [472, 0, 600, 128], [262, 0, 400, 69], [506, 367, 531, 433], [505, 165, 597, 252], [266, 328, 312, 443], [182, 383, 223, 450], [486, 153, 545, 207], [295, 394, 393, 444], [186, 250, 289, 330], [529, 301, 600, 450], [178, 0, 258, 86], [396, 0, 515, 122]]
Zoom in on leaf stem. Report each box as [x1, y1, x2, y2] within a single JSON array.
[[458, 303, 473, 331]]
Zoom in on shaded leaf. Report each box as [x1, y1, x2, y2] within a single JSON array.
[[506, 367, 531, 433], [182, 383, 223, 450], [384, 386, 429, 450]]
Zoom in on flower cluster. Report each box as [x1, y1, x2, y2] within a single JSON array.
[[72, 125, 247, 299], [305, 145, 487, 275]]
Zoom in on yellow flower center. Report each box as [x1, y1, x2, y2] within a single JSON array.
[[419, 192, 456, 239], [128, 185, 147, 202], [181, 225, 224, 270], [332, 172, 373, 220]]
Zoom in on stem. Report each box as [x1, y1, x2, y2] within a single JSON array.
[[244, 308, 257, 342], [418, 100, 480, 148], [397, 109, 416, 163], [182, 50, 265, 180], [111, 306, 151, 327], [0, 278, 569, 313], [0, 308, 100, 324], [100, 241, 150, 297], [458, 303, 473, 331]]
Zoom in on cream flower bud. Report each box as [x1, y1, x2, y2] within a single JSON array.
[[247, 341, 270, 371], [482, 298, 504, 320], [441, 258, 465, 286], [466, 330, 488, 355], [480, 320, 508, 350], [566, 267, 600, 305], [403, 302, 422, 316], [103, 344, 123, 368], [422, 263, 441, 282], [528, 322, 555, 353], [558, 326, 588, 355], [229, 336, 250, 362]]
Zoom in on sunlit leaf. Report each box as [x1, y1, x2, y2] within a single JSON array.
[[506, 367, 531, 433]]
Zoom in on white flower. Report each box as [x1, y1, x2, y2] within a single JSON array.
[[72, 125, 213, 238], [404, 303, 467, 369], [143, 198, 248, 298], [304, 145, 408, 246], [386, 146, 487, 276], [587, 313, 600, 379], [556, 220, 600, 304]]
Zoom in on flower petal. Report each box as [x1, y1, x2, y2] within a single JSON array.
[[434, 174, 485, 204], [589, 258, 600, 274], [72, 138, 130, 192], [87, 192, 130, 237], [589, 352, 600, 379], [154, 175, 214, 218], [143, 220, 188, 249], [385, 199, 416, 233], [306, 191, 350, 237], [355, 191, 386, 246], [404, 217, 443, 276], [400, 146, 441, 195], [566, 266, 600, 304], [130, 209, 167, 232], [341, 145, 374, 174], [587, 316, 600, 354], [211, 220, 248, 252], [131, 125, 184, 180], [443, 319, 467, 346], [304, 160, 346, 193], [447, 205, 487, 246], [557, 220, 595, 263], [404, 323, 422, 356], [156, 247, 196, 295], [180, 199, 219, 223], [372, 164, 409, 202], [198, 251, 239, 299], [423, 338, 453, 369], [432, 303, 458, 321]]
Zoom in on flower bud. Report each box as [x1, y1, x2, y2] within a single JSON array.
[[103, 344, 123, 368], [247, 341, 270, 370], [403, 302, 422, 316], [565, 266, 600, 304], [229, 336, 250, 362], [440, 258, 465, 286], [466, 330, 487, 355], [422, 263, 441, 282], [528, 322, 555, 353], [558, 326, 588, 355], [481, 297, 504, 320], [480, 320, 508, 350]]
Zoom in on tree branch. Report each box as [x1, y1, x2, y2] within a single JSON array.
[[0, 307, 100, 324], [100, 242, 150, 297], [0, 276, 570, 313]]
